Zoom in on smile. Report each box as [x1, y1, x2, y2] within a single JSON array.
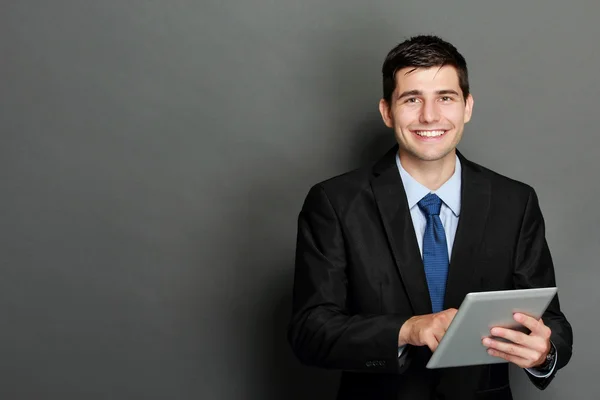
[[413, 130, 448, 138]]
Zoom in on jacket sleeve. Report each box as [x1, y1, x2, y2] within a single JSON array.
[[513, 187, 574, 390], [287, 184, 411, 373]]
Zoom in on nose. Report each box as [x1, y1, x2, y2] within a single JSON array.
[[419, 100, 440, 124]]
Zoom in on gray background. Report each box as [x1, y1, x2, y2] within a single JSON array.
[[0, 0, 596, 399]]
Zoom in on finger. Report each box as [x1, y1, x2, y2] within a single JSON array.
[[513, 313, 551, 338], [491, 327, 548, 353], [445, 308, 458, 324], [425, 333, 439, 352], [438, 308, 457, 329], [432, 317, 451, 341], [433, 327, 445, 344], [444, 308, 458, 318], [486, 348, 532, 369], [482, 337, 539, 361]]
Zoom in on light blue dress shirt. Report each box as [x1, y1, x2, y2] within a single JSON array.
[[394, 153, 555, 378], [396, 153, 461, 260]]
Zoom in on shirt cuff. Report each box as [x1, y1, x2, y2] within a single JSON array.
[[525, 342, 557, 378]]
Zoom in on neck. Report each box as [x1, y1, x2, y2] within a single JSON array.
[[399, 150, 457, 191]]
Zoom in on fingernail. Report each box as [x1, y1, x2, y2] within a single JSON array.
[[487, 349, 493, 355], [482, 338, 491, 346], [514, 313, 522, 321], [491, 328, 499, 335]]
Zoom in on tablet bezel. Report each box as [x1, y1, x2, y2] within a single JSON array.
[[426, 287, 557, 369]]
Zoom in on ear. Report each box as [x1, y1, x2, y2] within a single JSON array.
[[463, 94, 474, 123], [379, 98, 394, 128]]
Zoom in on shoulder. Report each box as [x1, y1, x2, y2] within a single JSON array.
[[301, 163, 374, 211], [462, 155, 538, 204]]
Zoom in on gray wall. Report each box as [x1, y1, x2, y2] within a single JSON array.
[[1, 1, 596, 399]]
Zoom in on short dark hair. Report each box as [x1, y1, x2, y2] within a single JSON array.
[[382, 35, 470, 104]]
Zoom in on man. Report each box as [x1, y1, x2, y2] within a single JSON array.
[[288, 35, 573, 399]]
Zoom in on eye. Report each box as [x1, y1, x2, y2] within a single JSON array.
[[405, 97, 420, 104], [440, 96, 453, 102]]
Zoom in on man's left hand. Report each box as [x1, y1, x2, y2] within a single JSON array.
[[482, 313, 551, 369]]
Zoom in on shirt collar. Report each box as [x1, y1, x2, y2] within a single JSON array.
[[395, 153, 462, 217]]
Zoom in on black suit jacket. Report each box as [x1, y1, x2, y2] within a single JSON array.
[[288, 146, 573, 400]]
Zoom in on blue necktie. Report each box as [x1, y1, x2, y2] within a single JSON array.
[[417, 193, 449, 313]]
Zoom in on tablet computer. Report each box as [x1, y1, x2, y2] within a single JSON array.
[[426, 287, 557, 369]]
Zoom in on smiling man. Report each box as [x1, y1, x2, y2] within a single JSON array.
[[288, 35, 572, 400]]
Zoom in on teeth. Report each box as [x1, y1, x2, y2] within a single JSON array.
[[415, 130, 445, 137]]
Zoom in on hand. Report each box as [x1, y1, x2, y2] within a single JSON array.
[[398, 308, 458, 352], [482, 313, 552, 369]]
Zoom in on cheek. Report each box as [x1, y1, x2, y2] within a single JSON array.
[[394, 108, 418, 128], [443, 107, 466, 126]]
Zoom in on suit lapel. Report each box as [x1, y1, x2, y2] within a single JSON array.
[[370, 146, 432, 315], [444, 151, 491, 308]]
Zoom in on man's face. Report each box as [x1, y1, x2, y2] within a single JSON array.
[[379, 65, 474, 163]]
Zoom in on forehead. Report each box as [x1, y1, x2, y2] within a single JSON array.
[[394, 65, 460, 93]]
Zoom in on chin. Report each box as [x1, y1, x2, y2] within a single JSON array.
[[407, 148, 455, 162]]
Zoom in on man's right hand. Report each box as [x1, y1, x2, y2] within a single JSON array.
[[398, 308, 458, 352]]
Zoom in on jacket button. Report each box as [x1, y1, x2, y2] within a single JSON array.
[[366, 361, 372, 367]]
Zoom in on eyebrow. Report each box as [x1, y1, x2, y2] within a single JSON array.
[[396, 89, 461, 100]]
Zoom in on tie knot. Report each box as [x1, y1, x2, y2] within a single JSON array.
[[418, 193, 443, 216]]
